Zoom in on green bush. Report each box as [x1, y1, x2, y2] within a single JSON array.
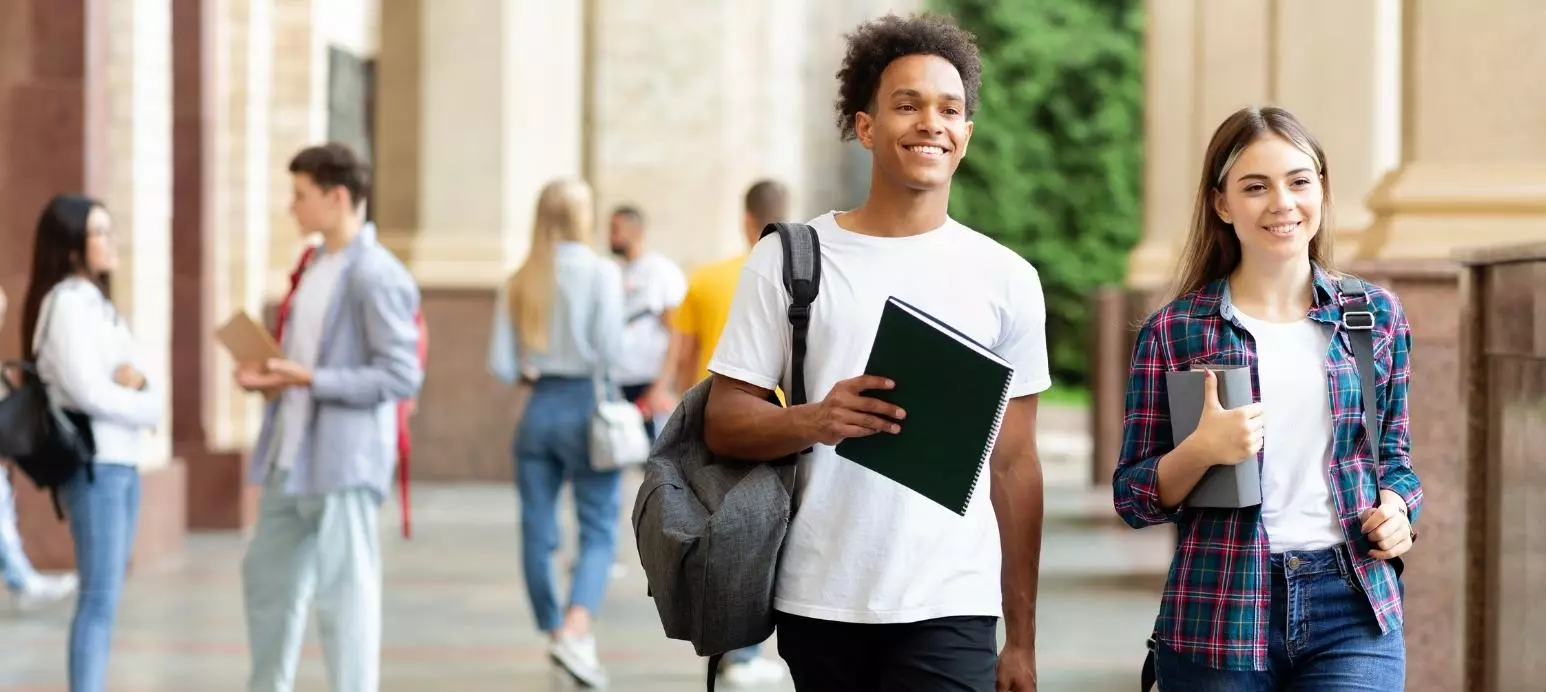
[[933, 0, 1145, 388]]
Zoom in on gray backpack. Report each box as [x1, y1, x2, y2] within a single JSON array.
[[631, 222, 820, 689]]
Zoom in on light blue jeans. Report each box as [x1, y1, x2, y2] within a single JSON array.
[[1154, 545, 1405, 690], [61, 462, 141, 692], [242, 468, 382, 692], [0, 468, 41, 591], [515, 376, 622, 633]]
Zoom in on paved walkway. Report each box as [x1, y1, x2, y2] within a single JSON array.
[[0, 406, 1172, 691]]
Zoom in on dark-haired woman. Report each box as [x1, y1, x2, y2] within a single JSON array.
[[22, 194, 163, 692]]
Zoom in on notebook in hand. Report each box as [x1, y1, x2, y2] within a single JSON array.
[[1165, 365, 1262, 508], [834, 297, 1015, 516]]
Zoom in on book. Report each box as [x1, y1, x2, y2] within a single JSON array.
[[834, 297, 1015, 516], [1165, 365, 1262, 508], [214, 311, 285, 402]]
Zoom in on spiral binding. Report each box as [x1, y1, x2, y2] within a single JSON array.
[[958, 370, 1015, 515]]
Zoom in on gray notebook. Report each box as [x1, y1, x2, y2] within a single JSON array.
[[1165, 365, 1263, 509]]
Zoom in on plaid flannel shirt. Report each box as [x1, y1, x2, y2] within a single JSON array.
[[1113, 264, 1423, 672]]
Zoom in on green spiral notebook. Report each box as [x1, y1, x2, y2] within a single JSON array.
[[834, 296, 1015, 516]]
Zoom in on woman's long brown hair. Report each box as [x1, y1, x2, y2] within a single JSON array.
[[1167, 106, 1337, 303]]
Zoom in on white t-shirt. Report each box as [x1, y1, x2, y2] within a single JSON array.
[[708, 211, 1052, 624], [615, 252, 687, 386], [1233, 311, 1342, 553], [274, 249, 349, 470]]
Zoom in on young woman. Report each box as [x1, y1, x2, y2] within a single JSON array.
[[22, 194, 163, 691], [486, 179, 624, 688], [1113, 106, 1422, 690]]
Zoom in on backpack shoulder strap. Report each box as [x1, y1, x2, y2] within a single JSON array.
[[759, 223, 821, 407], [1338, 276, 1407, 576], [1337, 277, 1378, 470]]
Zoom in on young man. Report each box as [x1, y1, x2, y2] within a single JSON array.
[[607, 205, 686, 438], [702, 13, 1048, 691], [648, 180, 794, 688], [235, 143, 424, 692]]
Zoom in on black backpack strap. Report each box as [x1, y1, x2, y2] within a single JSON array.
[[760, 222, 821, 408], [1140, 636, 1156, 691], [706, 652, 724, 692], [1338, 277, 1405, 578]]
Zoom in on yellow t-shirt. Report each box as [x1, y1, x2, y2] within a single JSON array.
[[670, 253, 748, 384], [672, 252, 788, 405]]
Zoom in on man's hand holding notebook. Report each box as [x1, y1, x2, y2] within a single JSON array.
[[797, 374, 904, 445]]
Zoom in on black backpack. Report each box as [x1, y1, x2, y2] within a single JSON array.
[[631, 222, 820, 692], [0, 300, 97, 518]]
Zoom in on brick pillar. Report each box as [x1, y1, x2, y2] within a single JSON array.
[[4, 0, 188, 570], [0, 0, 109, 571]]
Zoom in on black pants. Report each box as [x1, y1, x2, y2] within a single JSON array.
[[620, 383, 656, 440], [775, 611, 998, 692]]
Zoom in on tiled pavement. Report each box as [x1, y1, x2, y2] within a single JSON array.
[[0, 407, 1173, 691]]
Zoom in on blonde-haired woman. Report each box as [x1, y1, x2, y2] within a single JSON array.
[[487, 179, 623, 687]]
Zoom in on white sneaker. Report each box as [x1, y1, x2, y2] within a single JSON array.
[[719, 656, 786, 687], [14, 572, 77, 613], [550, 634, 608, 688]]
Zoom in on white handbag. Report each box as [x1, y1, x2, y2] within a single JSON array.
[[589, 375, 652, 472]]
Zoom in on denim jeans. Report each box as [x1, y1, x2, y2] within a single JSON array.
[[61, 463, 141, 692], [515, 376, 622, 633], [0, 467, 41, 591], [1154, 544, 1405, 691]]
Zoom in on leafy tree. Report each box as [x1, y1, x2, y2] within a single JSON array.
[[934, 0, 1145, 388]]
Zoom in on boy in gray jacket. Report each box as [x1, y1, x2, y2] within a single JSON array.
[[235, 143, 424, 692]]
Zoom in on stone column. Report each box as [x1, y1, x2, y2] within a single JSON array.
[[1352, 3, 1546, 690], [100, 0, 187, 566], [1359, 0, 1546, 260], [371, 0, 586, 482], [589, 0, 811, 269], [173, 0, 272, 531], [1123, 0, 1200, 293], [1124, 0, 1404, 285], [1273, 0, 1403, 262]]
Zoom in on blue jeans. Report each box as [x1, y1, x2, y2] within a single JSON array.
[[61, 463, 141, 692], [0, 468, 41, 591], [515, 377, 622, 633], [1155, 545, 1405, 691]]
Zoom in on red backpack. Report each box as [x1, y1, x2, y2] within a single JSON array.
[[275, 244, 424, 539]]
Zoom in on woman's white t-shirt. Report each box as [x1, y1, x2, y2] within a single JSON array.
[[1232, 311, 1342, 553]]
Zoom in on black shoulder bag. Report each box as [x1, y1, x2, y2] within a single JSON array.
[[0, 296, 98, 518]]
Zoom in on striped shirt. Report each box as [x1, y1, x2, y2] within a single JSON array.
[[1112, 264, 1423, 671]]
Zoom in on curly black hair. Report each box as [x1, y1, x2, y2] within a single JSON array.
[[834, 12, 983, 141]]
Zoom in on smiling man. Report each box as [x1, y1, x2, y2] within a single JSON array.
[[700, 12, 1051, 692]]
